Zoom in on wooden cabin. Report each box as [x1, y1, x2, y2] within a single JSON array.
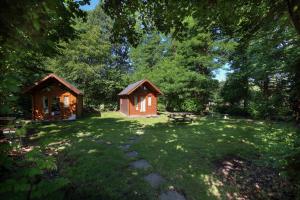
[[24, 74, 83, 121], [118, 80, 162, 117]]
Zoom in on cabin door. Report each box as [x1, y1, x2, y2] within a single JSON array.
[[50, 96, 61, 119], [140, 96, 146, 112]]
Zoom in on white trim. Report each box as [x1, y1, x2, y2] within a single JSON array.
[[64, 96, 69, 108], [42, 96, 49, 113], [148, 96, 152, 106], [134, 96, 138, 110]]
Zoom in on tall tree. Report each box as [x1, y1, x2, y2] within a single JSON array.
[[221, 13, 300, 119]]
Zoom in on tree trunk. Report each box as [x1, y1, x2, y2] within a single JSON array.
[[286, 0, 300, 35], [263, 77, 270, 98], [290, 60, 300, 123]]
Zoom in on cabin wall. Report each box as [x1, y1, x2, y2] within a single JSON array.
[[32, 82, 78, 120], [120, 96, 129, 115], [128, 87, 157, 116]]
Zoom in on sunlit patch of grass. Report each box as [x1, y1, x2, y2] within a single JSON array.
[[201, 174, 224, 199]]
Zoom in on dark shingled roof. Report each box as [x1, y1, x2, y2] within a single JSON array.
[[118, 79, 162, 96]]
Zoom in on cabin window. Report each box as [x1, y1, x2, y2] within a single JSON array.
[[64, 96, 69, 108], [42, 96, 49, 113], [134, 96, 138, 110], [148, 96, 152, 106], [51, 97, 61, 116]]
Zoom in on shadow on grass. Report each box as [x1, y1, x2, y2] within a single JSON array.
[[27, 113, 298, 200], [133, 117, 297, 199]]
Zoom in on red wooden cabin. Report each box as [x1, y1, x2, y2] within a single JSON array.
[[118, 80, 162, 117], [24, 74, 83, 121]]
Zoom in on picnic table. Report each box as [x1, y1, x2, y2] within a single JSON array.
[[0, 117, 17, 136], [167, 112, 197, 122], [0, 117, 28, 145]]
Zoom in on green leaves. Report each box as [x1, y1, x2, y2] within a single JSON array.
[[0, 145, 69, 199], [26, 149, 57, 171], [30, 178, 70, 199], [219, 8, 300, 119]]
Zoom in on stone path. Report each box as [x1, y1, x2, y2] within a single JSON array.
[[119, 144, 131, 151], [128, 136, 140, 144], [144, 173, 166, 188], [130, 159, 151, 169], [159, 191, 186, 200], [119, 129, 186, 200], [126, 151, 138, 158]]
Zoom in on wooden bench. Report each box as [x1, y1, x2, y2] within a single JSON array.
[[168, 112, 197, 122]]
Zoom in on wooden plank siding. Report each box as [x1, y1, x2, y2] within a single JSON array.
[[32, 82, 79, 120], [120, 96, 129, 115], [128, 89, 157, 116], [25, 74, 83, 121]]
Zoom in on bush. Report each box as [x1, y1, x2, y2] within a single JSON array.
[[157, 102, 166, 112], [216, 104, 249, 117], [286, 134, 300, 198], [181, 99, 204, 113], [101, 103, 118, 111], [0, 124, 69, 199], [246, 91, 293, 120]]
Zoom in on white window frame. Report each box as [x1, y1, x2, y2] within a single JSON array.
[[64, 96, 69, 108], [42, 96, 49, 113], [134, 96, 138, 110], [148, 96, 152, 106]]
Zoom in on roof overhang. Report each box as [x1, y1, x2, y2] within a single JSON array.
[[23, 73, 83, 95], [118, 79, 163, 96]]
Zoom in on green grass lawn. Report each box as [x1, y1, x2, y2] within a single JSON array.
[[28, 112, 298, 200]]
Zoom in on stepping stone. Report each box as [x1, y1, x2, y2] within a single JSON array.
[[144, 173, 166, 188], [130, 159, 151, 169], [128, 136, 139, 144], [95, 139, 103, 144], [159, 191, 186, 200], [129, 136, 138, 140], [126, 151, 138, 158], [119, 144, 131, 151]]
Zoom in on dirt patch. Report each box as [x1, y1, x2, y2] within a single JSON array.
[[214, 155, 295, 200]]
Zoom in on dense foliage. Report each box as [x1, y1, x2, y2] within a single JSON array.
[[103, 0, 300, 44], [220, 12, 300, 120]]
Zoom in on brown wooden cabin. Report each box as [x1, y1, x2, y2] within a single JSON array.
[[24, 74, 83, 121], [118, 80, 162, 117]]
